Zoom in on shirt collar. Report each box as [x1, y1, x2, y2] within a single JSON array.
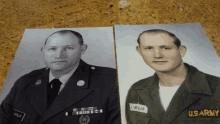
[[155, 63, 212, 95], [134, 63, 212, 96], [49, 63, 79, 84]]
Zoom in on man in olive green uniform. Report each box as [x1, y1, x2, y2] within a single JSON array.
[[125, 29, 220, 124]]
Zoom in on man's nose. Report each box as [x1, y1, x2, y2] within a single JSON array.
[[55, 49, 66, 58], [154, 49, 163, 58]]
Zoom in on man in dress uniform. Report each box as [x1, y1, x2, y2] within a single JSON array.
[[0, 30, 121, 124], [125, 29, 220, 124]]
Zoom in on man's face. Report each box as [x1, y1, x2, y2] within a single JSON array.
[[43, 33, 87, 72], [137, 33, 186, 73]]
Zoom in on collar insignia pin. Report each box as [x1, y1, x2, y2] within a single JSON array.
[[35, 80, 41, 85], [77, 80, 85, 86]]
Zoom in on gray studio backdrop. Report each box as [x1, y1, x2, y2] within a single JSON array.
[[0, 27, 116, 103], [115, 23, 220, 124]]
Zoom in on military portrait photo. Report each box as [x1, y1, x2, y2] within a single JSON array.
[[115, 23, 220, 124], [0, 27, 121, 124]]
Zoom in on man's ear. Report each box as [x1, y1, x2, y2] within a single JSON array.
[[179, 45, 187, 57], [81, 44, 88, 55], [41, 47, 44, 52], [136, 45, 141, 55]]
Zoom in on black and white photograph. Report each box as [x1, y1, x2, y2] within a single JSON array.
[[0, 27, 121, 124], [115, 23, 220, 124]]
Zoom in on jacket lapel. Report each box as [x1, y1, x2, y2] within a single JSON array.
[[27, 68, 49, 117], [40, 60, 93, 123], [136, 74, 165, 123], [161, 83, 200, 124], [161, 64, 213, 124]]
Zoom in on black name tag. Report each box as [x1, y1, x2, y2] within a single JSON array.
[[13, 109, 26, 121]]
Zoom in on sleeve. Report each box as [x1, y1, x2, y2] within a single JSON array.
[[0, 81, 17, 124], [125, 87, 132, 124], [106, 81, 122, 124]]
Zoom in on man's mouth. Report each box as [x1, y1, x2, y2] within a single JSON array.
[[153, 61, 167, 64], [52, 61, 67, 63]]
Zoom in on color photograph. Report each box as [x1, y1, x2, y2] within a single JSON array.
[[115, 23, 220, 124]]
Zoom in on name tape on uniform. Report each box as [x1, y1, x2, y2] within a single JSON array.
[[66, 109, 103, 116], [129, 103, 148, 114], [13, 109, 26, 121]]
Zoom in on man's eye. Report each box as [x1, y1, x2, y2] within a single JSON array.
[[67, 47, 74, 50], [162, 47, 171, 50], [49, 48, 56, 50], [144, 47, 153, 50]]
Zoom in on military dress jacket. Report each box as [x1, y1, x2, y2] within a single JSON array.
[[0, 60, 121, 124], [125, 63, 220, 124]]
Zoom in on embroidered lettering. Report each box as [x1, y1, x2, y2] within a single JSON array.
[[129, 103, 148, 113]]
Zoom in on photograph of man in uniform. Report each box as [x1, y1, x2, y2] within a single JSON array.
[[114, 23, 220, 124], [125, 29, 220, 124], [0, 28, 121, 124]]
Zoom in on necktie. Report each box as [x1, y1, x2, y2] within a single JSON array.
[[47, 79, 62, 108]]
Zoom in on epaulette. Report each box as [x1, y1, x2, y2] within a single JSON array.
[[89, 65, 116, 76], [22, 67, 48, 78]]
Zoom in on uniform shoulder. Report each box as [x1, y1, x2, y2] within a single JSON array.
[[126, 76, 153, 98], [130, 76, 153, 90], [202, 72, 220, 95], [205, 73, 220, 83], [89, 65, 116, 76], [21, 67, 47, 78], [12, 67, 47, 90]]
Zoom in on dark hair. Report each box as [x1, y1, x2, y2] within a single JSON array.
[[137, 29, 181, 48], [44, 30, 84, 46]]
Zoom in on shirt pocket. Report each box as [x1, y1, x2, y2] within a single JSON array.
[[62, 115, 101, 124], [129, 111, 151, 124], [62, 116, 79, 124]]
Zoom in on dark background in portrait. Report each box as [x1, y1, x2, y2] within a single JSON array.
[[115, 23, 220, 124], [0, 27, 116, 103]]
